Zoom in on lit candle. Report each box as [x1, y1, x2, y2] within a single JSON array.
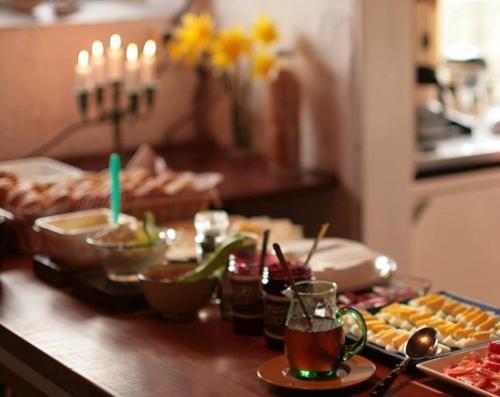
[[125, 43, 140, 93], [91, 40, 106, 86], [140, 39, 157, 87], [107, 34, 124, 81], [75, 50, 93, 92]]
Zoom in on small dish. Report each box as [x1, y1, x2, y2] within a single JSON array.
[[257, 355, 376, 391], [417, 343, 498, 397], [86, 228, 172, 283], [139, 264, 217, 320]]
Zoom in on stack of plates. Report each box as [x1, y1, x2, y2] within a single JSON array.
[[281, 238, 397, 292]]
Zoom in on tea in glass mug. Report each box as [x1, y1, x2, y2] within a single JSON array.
[[283, 281, 367, 379]]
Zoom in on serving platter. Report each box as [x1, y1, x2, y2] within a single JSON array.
[[348, 291, 500, 366], [417, 343, 499, 397]]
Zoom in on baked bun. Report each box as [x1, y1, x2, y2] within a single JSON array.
[[0, 177, 16, 204], [0, 171, 18, 184]]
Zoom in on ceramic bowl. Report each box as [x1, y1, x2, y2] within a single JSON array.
[[138, 264, 217, 320]]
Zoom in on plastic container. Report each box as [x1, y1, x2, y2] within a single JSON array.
[[34, 208, 136, 268]]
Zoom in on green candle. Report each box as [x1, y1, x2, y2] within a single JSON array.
[[109, 153, 121, 225]]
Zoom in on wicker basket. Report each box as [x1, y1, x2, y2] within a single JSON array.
[[3, 188, 219, 255], [122, 189, 218, 224]]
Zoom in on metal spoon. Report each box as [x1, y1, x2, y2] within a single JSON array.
[[370, 327, 438, 396]]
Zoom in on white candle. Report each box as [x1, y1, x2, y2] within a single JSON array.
[[125, 43, 140, 93], [140, 39, 157, 87], [75, 50, 93, 92], [91, 40, 106, 86], [107, 34, 124, 81]]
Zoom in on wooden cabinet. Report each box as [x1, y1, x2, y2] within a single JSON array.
[[411, 168, 500, 306]]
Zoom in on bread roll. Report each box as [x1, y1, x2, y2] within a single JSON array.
[[4, 182, 32, 207], [0, 178, 16, 204], [0, 171, 18, 184]]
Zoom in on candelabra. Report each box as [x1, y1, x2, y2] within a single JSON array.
[[76, 82, 156, 156], [74, 36, 158, 156]]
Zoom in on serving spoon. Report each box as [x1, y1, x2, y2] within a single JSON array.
[[370, 327, 438, 396]]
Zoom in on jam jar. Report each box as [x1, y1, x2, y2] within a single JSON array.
[[228, 252, 263, 335], [228, 251, 279, 335], [262, 260, 311, 350], [219, 233, 258, 321]]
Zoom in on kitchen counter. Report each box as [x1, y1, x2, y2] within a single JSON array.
[[416, 106, 500, 178], [416, 133, 500, 177]]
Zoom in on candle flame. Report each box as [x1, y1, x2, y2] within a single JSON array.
[[110, 34, 121, 50], [78, 50, 89, 66], [126, 43, 138, 61], [92, 40, 104, 57], [143, 40, 156, 57]]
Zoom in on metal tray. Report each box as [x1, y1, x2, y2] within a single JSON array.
[[348, 291, 500, 366]]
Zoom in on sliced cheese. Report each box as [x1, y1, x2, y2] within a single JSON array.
[[409, 311, 433, 323], [454, 327, 475, 340]]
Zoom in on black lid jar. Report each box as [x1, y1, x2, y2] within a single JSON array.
[[261, 260, 312, 351]]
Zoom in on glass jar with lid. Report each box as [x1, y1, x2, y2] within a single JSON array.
[[194, 210, 229, 263]]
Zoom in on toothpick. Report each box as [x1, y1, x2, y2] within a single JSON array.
[[273, 243, 313, 330], [304, 222, 330, 267]]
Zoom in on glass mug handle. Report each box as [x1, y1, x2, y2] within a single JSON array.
[[336, 307, 367, 361]]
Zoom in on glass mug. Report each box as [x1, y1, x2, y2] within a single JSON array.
[[283, 281, 367, 379]]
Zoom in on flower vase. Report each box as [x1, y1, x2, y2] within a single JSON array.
[[231, 99, 251, 152], [192, 65, 217, 149]]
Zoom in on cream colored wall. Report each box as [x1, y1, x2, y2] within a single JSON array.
[[212, 0, 360, 173], [0, 18, 196, 160], [211, 0, 363, 237], [360, 0, 414, 272]]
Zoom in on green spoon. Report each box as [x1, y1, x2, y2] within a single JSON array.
[[109, 153, 121, 225]]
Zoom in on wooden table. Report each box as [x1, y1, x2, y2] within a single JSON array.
[[0, 259, 474, 397]]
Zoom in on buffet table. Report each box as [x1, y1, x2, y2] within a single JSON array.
[[0, 259, 476, 397]]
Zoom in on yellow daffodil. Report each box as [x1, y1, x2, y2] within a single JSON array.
[[251, 50, 278, 78], [210, 27, 251, 69], [176, 13, 214, 50], [252, 14, 279, 46], [167, 40, 184, 61], [168, 13, 215, 64]]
